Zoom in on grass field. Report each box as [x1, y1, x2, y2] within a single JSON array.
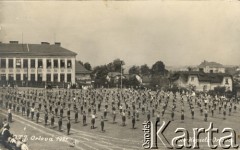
[[1, 88, 240, 150]]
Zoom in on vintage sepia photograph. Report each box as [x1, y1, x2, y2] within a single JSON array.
[[0, 1, 240, 150]]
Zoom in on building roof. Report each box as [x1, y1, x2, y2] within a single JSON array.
[[198, 60, 224, 68], [0, 43, 77, 56], [170, 71, 232, 84], [75, 61, 92, 74]]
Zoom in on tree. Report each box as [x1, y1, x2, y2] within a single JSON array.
[[93, 65, 108, 87], [151, 61, 165, 76], [128, 76, 141, 87], [77, 60, 83, 65], [140, 64, 151, 76], [84, 62, 92, 71], [107, 59, 125, 72], [129, 66, 140, 75]]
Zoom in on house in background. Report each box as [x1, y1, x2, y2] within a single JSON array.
[[75, 61, 92, 88], [198, 60, 225, 73], [106, 72, 122, 84], [233, 67, 240, 83], [170, 71, 233, 92], [141, 76, 151, 86]]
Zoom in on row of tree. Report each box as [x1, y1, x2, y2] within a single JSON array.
[[128, 61, 168, 76], [77, 59, 170, 88], [92, 59, 124, 86], [79, 59, 168, 75]]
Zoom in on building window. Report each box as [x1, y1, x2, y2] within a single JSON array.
[[67, 74, 71, 82], [67, 60, 72, 68], [54, 59, 58, 68], [16, 74, 21, 81], [8, 74, 14, 81], [0, 59, 6, 68], [23, 59, 28, 68], [1, 74, 6, 81], [38, 59, 43, 68], [30, 74, 35, 81], [60, 60, 65, 68], [23, 74, 28, 81], [191, 77, 194, 82], [37, 74, 42, 82], [60, 74, 65, 82], [53, 74, 58, 82], [47, 59, 51, 68], [30, 59, 35, 68], [8, 59, 13, 68], [16, 59, 21, 68], [225, 78, 229, 85], [210, 70, 213, 73], [46, 74, 51, 82]]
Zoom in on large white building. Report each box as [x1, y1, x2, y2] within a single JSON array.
[[0, 41, 77, 87]]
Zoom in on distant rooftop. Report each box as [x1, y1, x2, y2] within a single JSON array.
[[75, 61, 92, 74], [198, 60, 224, 68], [0, 41, 77, 56]]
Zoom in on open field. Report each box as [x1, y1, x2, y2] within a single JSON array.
[[1, 87, 240, 150]]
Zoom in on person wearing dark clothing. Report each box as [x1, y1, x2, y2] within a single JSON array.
[[36, 109, 40, 123], [132, 116, 136, 129], [67, 108, 71, 120], [44, 111, 48, 126], [181, 111, 184, 123], [83, 111, 86, 126], [75, 108, 78, 123], [1, 123, 13, 149], [147, 111, 150, 121], [51, 113, 55, 127], [101, 116, 104, 132], [67, 119, 71, 135], [171, 110, 174, 121], [58, 117, 62, 131]]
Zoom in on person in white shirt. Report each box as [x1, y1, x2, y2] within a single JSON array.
[[91, 113, 96, 129]]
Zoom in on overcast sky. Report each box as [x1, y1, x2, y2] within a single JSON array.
[[0, 1, 240, 67]]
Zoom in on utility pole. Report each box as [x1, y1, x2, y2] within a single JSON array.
[[120, 60, 124, 89], [120, 62, 122, 89]]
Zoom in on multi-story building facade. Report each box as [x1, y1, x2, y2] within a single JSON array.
[[0, 41, 77, 87]]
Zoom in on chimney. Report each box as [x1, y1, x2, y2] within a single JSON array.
[[55, 42, 61, 46], [9, 41, 19, 44], [41, 42, 50, 45]]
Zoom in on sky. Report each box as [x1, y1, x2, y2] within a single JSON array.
[[0, 1, 240, 68]]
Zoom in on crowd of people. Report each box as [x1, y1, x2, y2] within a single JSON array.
[[0, 86, 239, 142]]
